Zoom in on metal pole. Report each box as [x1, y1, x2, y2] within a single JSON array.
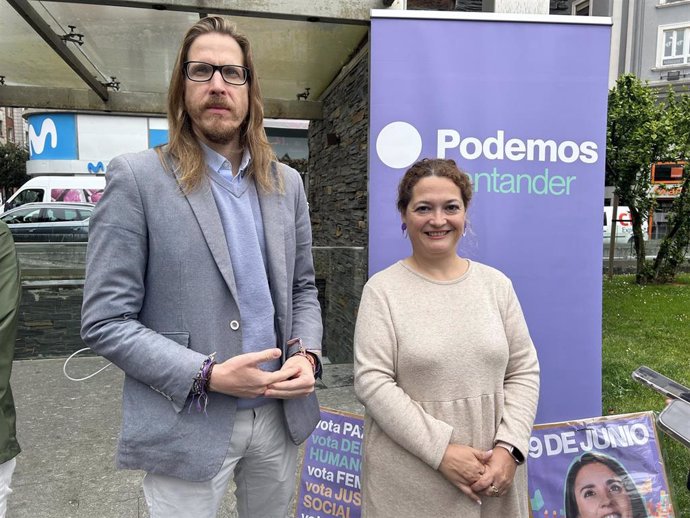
[[607, 193, 619, 279]]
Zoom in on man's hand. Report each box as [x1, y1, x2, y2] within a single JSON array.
[[264, 354, 316, 399], [208, 348, 297, 398], [438, 444, 492, 505], [470, 447, 517, 498]]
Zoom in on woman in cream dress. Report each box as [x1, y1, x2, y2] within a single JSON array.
[[354, 158, 540, 517]]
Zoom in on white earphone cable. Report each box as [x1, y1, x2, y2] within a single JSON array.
[[63, 347, 112, 381]]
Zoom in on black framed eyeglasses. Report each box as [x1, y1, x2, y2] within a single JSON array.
[[183, 61, 250, 86]]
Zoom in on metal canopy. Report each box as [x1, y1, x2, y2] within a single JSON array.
[[0, 0, 385, 118]]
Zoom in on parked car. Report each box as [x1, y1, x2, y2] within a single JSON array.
[[0, 202, 95, 242], [1, 175, 105, 212]]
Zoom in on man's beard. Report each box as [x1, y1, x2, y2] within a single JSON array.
[[189, 96, 244, 144], [199, 118, 238, 144]]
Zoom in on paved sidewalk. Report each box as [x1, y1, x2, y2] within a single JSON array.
[[8, 357, 360, 518]]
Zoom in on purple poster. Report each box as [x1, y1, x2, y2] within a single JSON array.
[[296, 408, 363, 518], [528, 412, 676, 518], [369, 11, 612, 423]]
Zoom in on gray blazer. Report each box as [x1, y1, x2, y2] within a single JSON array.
[[81, 148, 322, 482]]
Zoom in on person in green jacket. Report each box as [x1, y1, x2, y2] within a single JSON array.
[[0, 221, 20, 517]]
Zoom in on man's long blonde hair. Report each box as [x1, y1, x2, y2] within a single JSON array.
[[161, 16, 278, 193]]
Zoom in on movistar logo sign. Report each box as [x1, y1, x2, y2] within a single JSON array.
[[29, 118, 58, 155], [88, 162, 105, 173]]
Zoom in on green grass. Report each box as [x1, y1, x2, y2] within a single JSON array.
[[603, 274, 690, 517]]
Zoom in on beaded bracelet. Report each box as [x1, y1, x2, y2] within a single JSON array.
[[190, 352, 216, 414], [287, 337, 321, 378], [287, 338, 317, 374], [295, 347, 317, 373]]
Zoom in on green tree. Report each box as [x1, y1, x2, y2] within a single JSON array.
[[0, 142, 29, 203], [607, 75, 661, 282], [606, 74, 690, 283], [647, 90, 690, 283]]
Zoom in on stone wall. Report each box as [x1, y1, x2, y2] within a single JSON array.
[[16, 281, 86, 360], [312, 247, 366, 364], [308, 46, 370, 363]]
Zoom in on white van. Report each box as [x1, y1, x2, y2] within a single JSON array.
[[1, 176, 105, 213], [603, 206, 648, 244]]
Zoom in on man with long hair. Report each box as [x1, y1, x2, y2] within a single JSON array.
[[81, 16, 322, 518]]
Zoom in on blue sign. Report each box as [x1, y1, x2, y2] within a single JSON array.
[[148, 129, 169, 148], [27, 113, 78, 160]]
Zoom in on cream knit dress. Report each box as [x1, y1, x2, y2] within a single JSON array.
[[354, 260, 540, 518]]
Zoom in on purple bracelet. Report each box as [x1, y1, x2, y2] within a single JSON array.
[[190, 353, 216, 414]]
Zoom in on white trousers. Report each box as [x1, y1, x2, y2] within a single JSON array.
[[143, 401, 298, 518], [0, 457, 16, 518]]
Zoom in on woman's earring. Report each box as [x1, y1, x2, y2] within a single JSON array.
[[462, 225, 467, 237], [401, 223, 407, 237]]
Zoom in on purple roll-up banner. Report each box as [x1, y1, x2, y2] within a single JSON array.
[[369, 11, 612, 423]]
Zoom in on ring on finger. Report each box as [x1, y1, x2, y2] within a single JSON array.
[[490, 484, 500, 496]]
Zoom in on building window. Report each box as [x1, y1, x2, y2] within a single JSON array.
[[572, 0, 590, 16], [659, 24, 690, 66]]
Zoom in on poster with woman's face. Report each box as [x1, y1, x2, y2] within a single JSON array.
[[528, 412, 674, 518]]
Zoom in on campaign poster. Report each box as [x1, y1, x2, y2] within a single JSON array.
[[528, 412, 676, 518], [369, 11, 612, 423], [296, 408, 364, 518]]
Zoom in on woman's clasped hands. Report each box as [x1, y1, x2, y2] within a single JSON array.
[[439, 444, 518, 505]]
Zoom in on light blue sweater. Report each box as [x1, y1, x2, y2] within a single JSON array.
[[203, 145, 278, 409]]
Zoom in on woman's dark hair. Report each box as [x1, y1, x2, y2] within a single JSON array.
[[396, 158, 473, 215], [564, 452, 649, 518]]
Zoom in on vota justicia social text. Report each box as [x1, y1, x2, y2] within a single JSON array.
[[437, 129, 599, 197]]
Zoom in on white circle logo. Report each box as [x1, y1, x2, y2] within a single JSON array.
[[376, 121, 422, 169]]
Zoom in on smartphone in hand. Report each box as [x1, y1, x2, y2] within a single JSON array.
[[657, 399, 690, 449], [632, 366, 690, 403]]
